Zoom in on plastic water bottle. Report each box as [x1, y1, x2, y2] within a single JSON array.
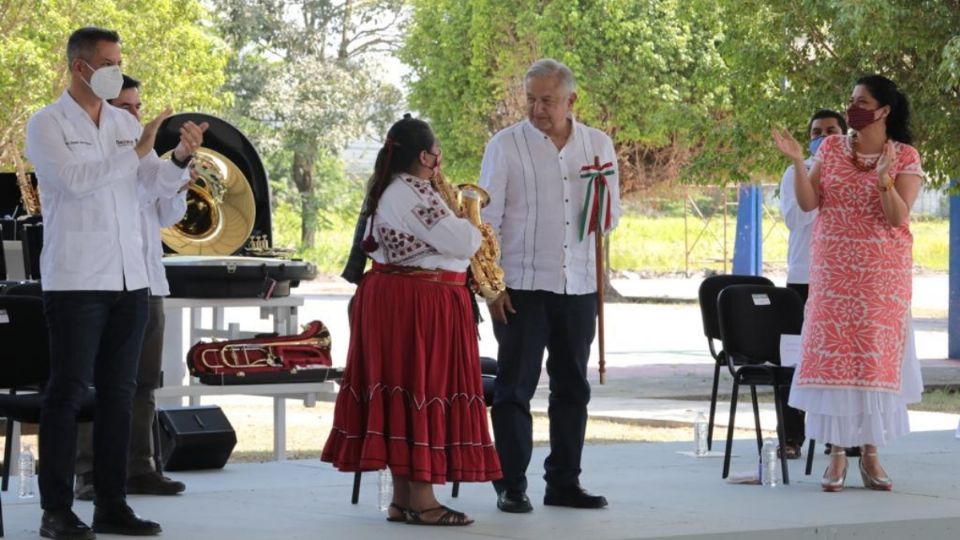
[[760, 440, 781, 487], [693, 411, 708, 456], [377, 469, 393, 511], [18, 444, 36, 499]]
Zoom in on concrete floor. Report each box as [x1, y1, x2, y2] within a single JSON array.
[[4, 430, 959, 540]]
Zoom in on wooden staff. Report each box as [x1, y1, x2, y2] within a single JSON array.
[[595, 212, 606, 385]]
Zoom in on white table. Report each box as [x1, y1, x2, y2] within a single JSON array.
[[159, 295, 332, 460]]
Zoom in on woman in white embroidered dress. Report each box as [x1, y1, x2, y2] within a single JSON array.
[[322, 116, 502, 525], [773, 75, 924, 492]]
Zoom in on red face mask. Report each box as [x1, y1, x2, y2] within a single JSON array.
[[426, 151, 442, 176], [846, 105, 879, 131]]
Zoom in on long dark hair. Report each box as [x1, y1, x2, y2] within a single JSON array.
[[363, 114, 436, 220], [855, 75, 912, 144]]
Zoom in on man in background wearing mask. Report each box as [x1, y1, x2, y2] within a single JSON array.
[[777, 108, 847, 460], [24, 27, 206, 539], [74, 74, 189, 503]]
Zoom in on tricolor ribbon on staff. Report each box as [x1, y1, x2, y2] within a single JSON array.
[[578, 155, 615, 385], [578, 156, 615, 242]]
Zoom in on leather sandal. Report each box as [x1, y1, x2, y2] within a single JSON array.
[[386, 503, 408, 523], [406, 505, 474, 526]]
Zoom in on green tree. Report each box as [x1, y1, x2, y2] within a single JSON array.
[[0, 0, 230, 184], [401, 0, 728, 192], [695, 0, 960, 185], [213, 0, 403, 249]]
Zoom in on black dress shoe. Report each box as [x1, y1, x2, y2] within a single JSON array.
[[127, 471, 186, 495], [40, 509, 96, 540], [543, 484, 608, 509], [497, 490, 533, 513], [92, 503, 161, 536]]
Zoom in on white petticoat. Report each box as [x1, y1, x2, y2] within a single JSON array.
[[788, 316, 922, 447]]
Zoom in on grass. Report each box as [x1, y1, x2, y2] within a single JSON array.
[[910, 387, 960, 414], [273, 201, 950, 275]]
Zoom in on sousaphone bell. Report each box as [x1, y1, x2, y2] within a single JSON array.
[[154, 114, 316, 298]]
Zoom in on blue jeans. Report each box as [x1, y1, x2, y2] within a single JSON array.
[[39, 289, 148, 510]]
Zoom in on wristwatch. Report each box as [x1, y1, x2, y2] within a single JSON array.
[[171, 152, 193, 169]]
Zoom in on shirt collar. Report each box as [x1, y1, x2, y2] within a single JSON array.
[[57, 89, 107, 124], [524, 114, 579, 144]]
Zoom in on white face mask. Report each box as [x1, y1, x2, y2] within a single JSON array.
[[82, 61, 123, 100]]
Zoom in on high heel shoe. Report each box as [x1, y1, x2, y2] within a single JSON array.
[[821, 449, 847, 492], [859, 453, 893, 491]]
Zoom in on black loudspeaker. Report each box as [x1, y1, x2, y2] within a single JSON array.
[[156, 405, 237, 471]]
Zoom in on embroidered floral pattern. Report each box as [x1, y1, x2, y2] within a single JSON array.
[[377, 225, 438, 264], [400, 176, 450, 229], [796, 136, 921, 393]]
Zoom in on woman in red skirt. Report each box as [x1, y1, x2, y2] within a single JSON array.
[[322, 116, 502, 525]]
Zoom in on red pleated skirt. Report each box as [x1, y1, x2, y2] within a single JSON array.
[[321, 267, 502, 484]]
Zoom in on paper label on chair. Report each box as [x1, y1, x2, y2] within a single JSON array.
[[751, 293, 771, 306], [0, 309, 8, 324], [780, 334, 802, 367]]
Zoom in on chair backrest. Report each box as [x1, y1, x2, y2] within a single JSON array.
[[698, 274, 775, 340], [0, 233, 7, 280], [717, 284, 803, 366], [2, 280, 42, 297], [0, 295, 50, 388]]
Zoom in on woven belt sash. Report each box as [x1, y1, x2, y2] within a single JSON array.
[[371, 262, 467, 286]]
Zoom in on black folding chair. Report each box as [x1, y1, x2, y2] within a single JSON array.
[[717, 284, 813, 484], [0, 295, 95, 536], [349, 356, 497, 504], [697, 274, 774, 450]]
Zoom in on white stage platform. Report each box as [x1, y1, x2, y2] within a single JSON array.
[[3, 430, 959, 539]]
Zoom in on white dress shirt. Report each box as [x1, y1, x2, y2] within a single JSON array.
[[368, 173, 481, 271], [140, 186, 187, 296], [24, 90, 185, 291], [479, 119, 622, 295], [779, 158, 816, 284]]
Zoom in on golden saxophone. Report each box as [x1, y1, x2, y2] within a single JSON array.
[[432, 172, 506, 300]]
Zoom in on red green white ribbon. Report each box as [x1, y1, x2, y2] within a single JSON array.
[[578, 156, 615, 241]]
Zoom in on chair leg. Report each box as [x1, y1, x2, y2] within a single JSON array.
[[750, 385, 762, 454], [707, 362, 721, 451], [722, 378, 740, 479], [806, 439, 816, 476], [2, 419, 13, 492], [772, 384, 790, 485], [451, 481, 460, 498], [351, 472, 362, 504]]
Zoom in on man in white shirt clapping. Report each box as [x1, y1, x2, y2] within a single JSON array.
[[479, 59, 621, 513], [24, 27, 206, 540]]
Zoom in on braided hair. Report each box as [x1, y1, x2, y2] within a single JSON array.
[[361, 114, 436, 252]]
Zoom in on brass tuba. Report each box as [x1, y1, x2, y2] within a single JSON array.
[[431, 172, 506, 300], [159, 148, 256, 255]]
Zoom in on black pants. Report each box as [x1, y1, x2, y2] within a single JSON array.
[[491, 289, 596, 493], [783, 283, 809, 446], [40, 289, 148, 510], [77, 295, 164, 480]]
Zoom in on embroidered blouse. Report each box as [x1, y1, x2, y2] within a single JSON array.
[[367, 173, 481, 272]]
